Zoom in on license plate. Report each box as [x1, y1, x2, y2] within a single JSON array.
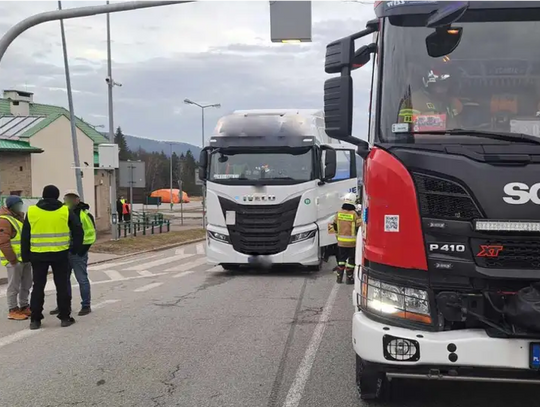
[[530, 343, 540, 369]]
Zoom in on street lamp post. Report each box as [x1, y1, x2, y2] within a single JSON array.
[[183, 99, 220, 228], [58, 1, 84, 201]]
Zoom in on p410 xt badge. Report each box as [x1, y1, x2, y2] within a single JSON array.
[[429, 244, 466, 253]]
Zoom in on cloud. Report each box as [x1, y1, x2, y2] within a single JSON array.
[[0, 1, 376, 146]]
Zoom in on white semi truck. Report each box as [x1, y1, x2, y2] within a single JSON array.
[[198, 109, 362, 270]]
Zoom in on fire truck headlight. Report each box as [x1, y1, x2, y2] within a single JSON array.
[[361, 275, 431, 324]]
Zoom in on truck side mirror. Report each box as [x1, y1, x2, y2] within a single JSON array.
[[325, 36, 355, 74], [324, 76, 353, 140], [323, 148, 337, 180], [198, 149, 208, 181], [351, 43, 377, 71]]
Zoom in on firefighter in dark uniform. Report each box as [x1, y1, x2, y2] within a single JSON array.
[[329, 192, 362, 285]]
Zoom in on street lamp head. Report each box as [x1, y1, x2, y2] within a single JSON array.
[[184, 98, 193, 105], [212, 103, 221, 109]]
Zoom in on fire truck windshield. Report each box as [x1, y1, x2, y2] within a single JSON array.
[[379, 17, 540, 143]]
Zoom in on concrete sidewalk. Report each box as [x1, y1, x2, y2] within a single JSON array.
[[0, 252, 120, 285]]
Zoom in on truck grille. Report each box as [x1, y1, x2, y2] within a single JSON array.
[[472, 238, 540, 269], [218, 196, 300, 255], [413, 173, 482, 220]]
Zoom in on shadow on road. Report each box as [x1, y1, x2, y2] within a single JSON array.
[[380, 379, 538, 406]]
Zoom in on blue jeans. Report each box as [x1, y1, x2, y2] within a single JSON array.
[[68, 252, 91, 307]]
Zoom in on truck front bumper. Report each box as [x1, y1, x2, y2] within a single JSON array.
[[353, 311, 540, 382], [206, 233, 320, 266]]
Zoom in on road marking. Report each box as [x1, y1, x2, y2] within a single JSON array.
[[165, 257, 207, 272], [88, 253, 162, 271], [175, 247, 185, 255], [137, 270, 153, 277], [0, 329, 43, 349], [196, 243, 205, 255], [207, 266, 223, 272], [172, 270, 196, 278], [282, 284, 340, 407], [102, 269, 124, 281], [134, 282, 164, 292], [92, 299, 121, 309], [126, 253, 196, 271], [0, 273, 170, 299]]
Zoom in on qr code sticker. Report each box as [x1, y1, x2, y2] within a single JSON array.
[[384, 215, 399, 232]]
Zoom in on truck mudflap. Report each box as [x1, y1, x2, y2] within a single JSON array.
[[352, 312, 540, 375]]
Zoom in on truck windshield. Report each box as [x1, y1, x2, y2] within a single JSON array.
[[208, 147, 315, 185], [379, 14, 540, 143]]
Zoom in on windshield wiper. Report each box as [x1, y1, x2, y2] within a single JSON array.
[[412, 129, 540, 146]]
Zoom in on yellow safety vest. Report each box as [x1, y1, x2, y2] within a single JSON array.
[[27, 205, 70, 253], [80, 210, 96, 245], [0, 215, 22, 266]]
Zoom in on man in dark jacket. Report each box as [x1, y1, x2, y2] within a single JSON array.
[[50, 190, 95, 316], [21, 185, 84, 330]]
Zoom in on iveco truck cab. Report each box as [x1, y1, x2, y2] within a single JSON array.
[[198, 109, 361, 270], [323, 0, 540, 401]]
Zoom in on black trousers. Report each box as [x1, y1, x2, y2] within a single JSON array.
[[30, 257, 72, 321], [337, 246, 355, 272]]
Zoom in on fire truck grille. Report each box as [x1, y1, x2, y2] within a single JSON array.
[[218, 196, 300, 255], [472, 238, 540, 269], [413, 173, 482, 220]]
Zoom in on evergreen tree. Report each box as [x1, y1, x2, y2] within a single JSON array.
[[114, 127, 131, 161]]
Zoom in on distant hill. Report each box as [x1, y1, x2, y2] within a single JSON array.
[[102, 132, 201, 157]]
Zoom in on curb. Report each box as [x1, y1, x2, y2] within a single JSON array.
[[87, 237, 206, 266], [0, 238, 206, 286]]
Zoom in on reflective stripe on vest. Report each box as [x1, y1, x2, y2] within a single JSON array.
[[80, 210, 96, 245], [27, 205, 70, 253], [336, 211, 357, 243], [0, 215, 22, 266]]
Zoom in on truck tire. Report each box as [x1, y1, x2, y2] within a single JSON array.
[[355, 355, 390, 401]]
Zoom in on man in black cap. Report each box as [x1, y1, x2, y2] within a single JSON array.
[[21, 185, 84, 330]]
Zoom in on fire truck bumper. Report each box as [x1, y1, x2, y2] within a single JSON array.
[[353, 311, 540, 382]]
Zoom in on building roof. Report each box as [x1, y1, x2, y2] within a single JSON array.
[[0, 138, 43, 153], [0, 116, 47, 138], [0, 98, 109, 145]]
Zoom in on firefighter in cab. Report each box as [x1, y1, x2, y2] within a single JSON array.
[[329, 192, 362, 285]]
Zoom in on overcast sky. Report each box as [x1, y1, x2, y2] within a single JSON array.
[[0, 0, 375, 147]]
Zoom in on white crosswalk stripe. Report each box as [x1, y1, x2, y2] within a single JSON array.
[[165, 257, 207, 272], [172, 270, 196, 278], [196, 243, 205, 255], [88, 253, 162, 271], [102, 269, 124, 281], [137, 270, 153, 277], [126, 252, 196, 271], [134, 282, 163, 292]]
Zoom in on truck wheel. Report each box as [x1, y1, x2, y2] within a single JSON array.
[[356, 355, 390, 401]]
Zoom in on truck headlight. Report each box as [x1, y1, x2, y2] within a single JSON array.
[[208, 231, 230, 244], [360, 275, 431, 324], [290, 229, 316, 244]]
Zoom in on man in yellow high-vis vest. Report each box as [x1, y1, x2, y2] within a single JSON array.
[[329, 192, 362, 285], [21, 185, 84, 330], [0, 196, 32, 320], [49, 190, 96, 317]]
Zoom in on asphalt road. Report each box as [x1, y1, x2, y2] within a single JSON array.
[[0, 242, 537, 407]]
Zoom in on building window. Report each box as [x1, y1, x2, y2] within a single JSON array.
[[10, 190, 22, 196], [19, 166, 23, 171]]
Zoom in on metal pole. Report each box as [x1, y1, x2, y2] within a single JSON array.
[[129, 162, 134, 234], [201, 106, 206, 228], [169, 143, 173, 211], [178, 179, 184, 226], [58, 1, 84, 201], [0, 2, 193, 63], [106, 1, 119, 240]]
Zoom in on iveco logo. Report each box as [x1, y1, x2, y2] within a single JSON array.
[[503, 182, 540, 205], [242, 194, 276, 202]]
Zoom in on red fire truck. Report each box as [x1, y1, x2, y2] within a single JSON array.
[[323, 0, 540, 401]]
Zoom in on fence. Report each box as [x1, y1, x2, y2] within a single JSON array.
[[117, 217, 171, 238]]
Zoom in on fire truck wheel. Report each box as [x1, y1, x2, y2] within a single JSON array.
[[356, 355, 390, 401]]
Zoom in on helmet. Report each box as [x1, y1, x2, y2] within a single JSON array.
[[423, 58, 453, 89], [342, 192, 356, 205]]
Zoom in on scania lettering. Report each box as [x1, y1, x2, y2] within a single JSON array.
[[198, 109, 361, 270], [503, 182, 540, 204], [323, 1, 540, 400]]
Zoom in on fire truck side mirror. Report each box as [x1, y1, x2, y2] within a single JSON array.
[[324, 76, 353, 140], [198, 149, 209, 181], [426, 27, 463, 58], [351, 43, 377, 71]]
